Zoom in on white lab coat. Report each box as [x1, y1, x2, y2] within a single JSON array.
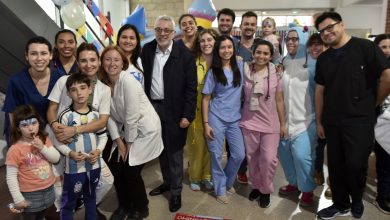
[[107, 71, 163, 166]]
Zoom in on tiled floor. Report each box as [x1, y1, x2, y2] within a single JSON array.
[[0, 153, 388, 220]]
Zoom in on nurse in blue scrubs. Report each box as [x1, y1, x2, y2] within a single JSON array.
[[3, 36, 62, 144], [201, 35, 245, 204], [51, 29, 78, 76]]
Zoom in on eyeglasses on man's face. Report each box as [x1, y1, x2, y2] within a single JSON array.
[[285, 37, 299, 43], [154, 27, 174, 34], [318, 21, 341, 35]]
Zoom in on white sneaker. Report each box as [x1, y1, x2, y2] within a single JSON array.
[[227, 187, 236, 195], [217, 195, 229, 204]]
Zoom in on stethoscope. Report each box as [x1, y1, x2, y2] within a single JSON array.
[[197, 57, 206, 73], [250, 62, 271, 101]]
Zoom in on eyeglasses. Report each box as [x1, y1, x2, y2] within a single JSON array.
[[154, 28, 174, 34], [285, 37, 299, 43], [318, 21, 340, 35]]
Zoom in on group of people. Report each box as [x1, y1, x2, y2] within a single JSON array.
[[2, 7, 390, 220]]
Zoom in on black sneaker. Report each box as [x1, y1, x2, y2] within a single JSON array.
[[351, 200, 364, 218], [110, 206, 127, 220], [317, 205, 350, 220], [258, 193, 270, 208], [249, 189, 260, 201], [375, 199, 390, 215], [127, 207, 149, 220]]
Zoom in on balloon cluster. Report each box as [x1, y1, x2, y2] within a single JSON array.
[[52, 0, 86, 29]]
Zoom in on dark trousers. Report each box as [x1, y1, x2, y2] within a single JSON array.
[[238, 158, 247, 174], [375, 141, 390, 201], [61, 169, 100, 220], [325, 125, 373, 210], [315, 138, 326, 172], [108, 148, 148, 212], [152, 101, 184, 196]]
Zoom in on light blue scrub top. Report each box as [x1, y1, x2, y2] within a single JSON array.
[[202, 60, 244, 122]]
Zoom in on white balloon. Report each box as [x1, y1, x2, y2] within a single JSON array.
[[60, 0, 86, 29], [51, 0, 71, 6]]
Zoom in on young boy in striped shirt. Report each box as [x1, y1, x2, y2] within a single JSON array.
[[55, 73, 107, 220]]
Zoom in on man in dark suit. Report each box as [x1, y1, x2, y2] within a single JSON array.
[[140, 15, 197, 212]]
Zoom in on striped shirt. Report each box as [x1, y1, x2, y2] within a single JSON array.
[[58, 105, 107, 174]]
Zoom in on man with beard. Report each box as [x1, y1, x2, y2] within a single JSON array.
[[217, 8, 238, 46], [314, 12, 390, 219], [234, 11, 258, 185], [236, 11, 258, 62]]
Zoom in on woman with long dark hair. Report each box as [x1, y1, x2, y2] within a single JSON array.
[[201, 35, 245, 204], [117, 24, 144, 87]]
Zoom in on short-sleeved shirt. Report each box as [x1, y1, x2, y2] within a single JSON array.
[[2, 68, 62, 144], [202, 60, 244, 122], [315, 37, 390, 125], [236, 41, 254, 62], [240, 63, 283, 133], [5, 137, 55, 192], [50, 57, 78, 76], [3, 68, 63, 121], [58, 105, 103, 174]]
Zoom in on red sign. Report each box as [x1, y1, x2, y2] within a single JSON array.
[[174, 213, 230, 220]]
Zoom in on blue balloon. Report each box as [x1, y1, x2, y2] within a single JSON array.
[[188, 0, 216, 21], [122, 5, 146, 36]]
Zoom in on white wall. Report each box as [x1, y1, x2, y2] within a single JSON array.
[[101, 0, 129, 33], [336, 4, 383, 35]]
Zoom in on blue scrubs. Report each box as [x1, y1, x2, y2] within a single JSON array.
[[51, 57, 78, 76], [2, 68, 62, 144], [202, 61, 245, 196]]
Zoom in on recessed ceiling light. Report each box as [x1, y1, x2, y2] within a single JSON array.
[[262, 11, 267, 15], [292, 11, 298, 14]]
